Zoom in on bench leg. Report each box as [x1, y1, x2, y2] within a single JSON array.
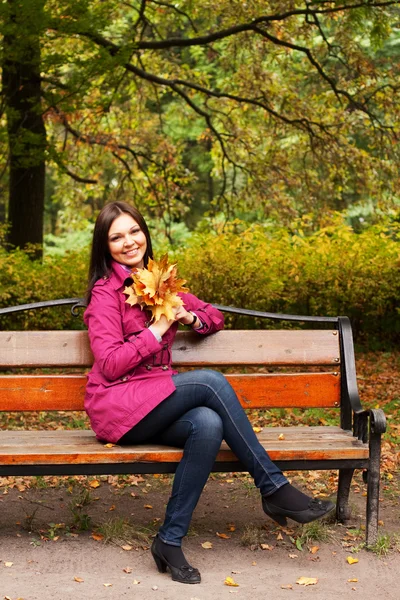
[[366, 432, 382, 547], [336, 468, 354, 522]]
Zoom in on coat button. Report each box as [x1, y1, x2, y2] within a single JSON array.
[[145, 365, 152, 371], [121, 376, 128, 381], [161, 366, 168, 371]]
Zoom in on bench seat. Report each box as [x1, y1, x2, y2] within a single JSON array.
[[0, 427, 369, 473]]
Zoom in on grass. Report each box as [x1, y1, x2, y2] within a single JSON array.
[[367, 533, 400, 556], [240, 523, 269, 548], [96, 517, 155, 548], [68, 488, 93, 531]]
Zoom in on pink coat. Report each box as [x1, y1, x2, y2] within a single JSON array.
[[84, 261, 224, 442]]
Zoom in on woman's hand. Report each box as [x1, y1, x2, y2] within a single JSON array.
[[174, 306, 195, 326], [148, 306, 198, 339]]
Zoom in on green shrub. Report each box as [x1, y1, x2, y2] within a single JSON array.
[[172, 218, 400, 343], [0, 247, 88, 330]]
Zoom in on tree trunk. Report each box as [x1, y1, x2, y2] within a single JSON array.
[[2, 0, 46, 257]]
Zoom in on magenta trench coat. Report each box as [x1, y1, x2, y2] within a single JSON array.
[[84, 261, 224, 443]]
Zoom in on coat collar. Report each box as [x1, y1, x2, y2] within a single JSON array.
[[109, 260, 133, 291]]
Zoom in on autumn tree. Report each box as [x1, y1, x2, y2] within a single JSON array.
[[1, 0, 399, 254]]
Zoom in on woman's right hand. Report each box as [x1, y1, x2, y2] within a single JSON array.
[[148, 314, 175, 338]]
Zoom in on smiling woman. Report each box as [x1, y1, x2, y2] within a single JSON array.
[[83, 201, 334, 585]]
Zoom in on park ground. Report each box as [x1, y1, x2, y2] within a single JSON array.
[[0, 352, 398, 600]]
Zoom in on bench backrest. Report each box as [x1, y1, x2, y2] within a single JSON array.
[[0, 330, 341, 412]]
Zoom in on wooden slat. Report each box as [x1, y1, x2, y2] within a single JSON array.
[[0, 372, 340, 412], [0, 330, 340, 368], [0, 427, 369, 465]]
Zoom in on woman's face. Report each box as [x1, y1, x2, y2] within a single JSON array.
[[108, 213, 147, 269]]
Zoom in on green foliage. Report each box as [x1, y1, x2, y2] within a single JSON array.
[[0, 246, 88, 330], [172, 215, 400, 343], [2, 0, 400, 244], [0, 216, 398, 345]]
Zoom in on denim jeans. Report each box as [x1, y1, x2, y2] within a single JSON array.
[[118, 369, 288, 545]]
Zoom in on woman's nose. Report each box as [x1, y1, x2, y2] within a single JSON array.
[[124, 234, 135, 246]]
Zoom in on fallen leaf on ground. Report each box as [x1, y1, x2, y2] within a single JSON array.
[[281, 584, 293, 589], [144, 504, 153, 509], [231, 570, 241, 574], [276, 532, 283, 541], [310, 546, 319, 554], [123, 567, 132, 573], [201, 541, 213, 549], [347, 557, 359, 565], [348, 579, 358, 582], [289, 554, 298, 559], [103, 583, 112, 587], [152, 585, 158, 590], [133, 579, 140, 584], [227, 524, 236, 532], [74, 577, 84, 583], [89, 480, 100, 489], [4, 562, 13, 567], [217, 532, 230, 539], [260, 544, 273, 550], [104, 443, 116, 448], [121, 544, 133, 551], [278, 433, 285, 440], [296, 577, 318, 586], [91, 533, 104, 541], [224, 576, 239, 587], [251, 561, 257, 566], [253, 427, 262, 433]]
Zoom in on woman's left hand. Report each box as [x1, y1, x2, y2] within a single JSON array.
[[175, 306, 196, 326]]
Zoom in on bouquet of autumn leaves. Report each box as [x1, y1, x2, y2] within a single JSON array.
[[123, 255, 189, 322]]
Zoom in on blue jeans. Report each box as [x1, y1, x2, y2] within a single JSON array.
[[119, 369, 288, 545]]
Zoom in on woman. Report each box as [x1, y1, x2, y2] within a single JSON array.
[[84, 201, 334, 585]]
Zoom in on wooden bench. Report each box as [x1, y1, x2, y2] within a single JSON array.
[[0, 301, 386, 545]]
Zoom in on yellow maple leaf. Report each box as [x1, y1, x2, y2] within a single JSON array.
[[347, 556, 359, 565], [123, 286, 139, 306], [296, 577, 318, 586], [224, 576, 239, 587]]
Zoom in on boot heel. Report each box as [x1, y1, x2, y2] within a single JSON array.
[[152, 550, 167, 573], [262, 502, 288, 526]]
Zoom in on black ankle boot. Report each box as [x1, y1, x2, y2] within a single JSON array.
[[151, 535, 201, 584]]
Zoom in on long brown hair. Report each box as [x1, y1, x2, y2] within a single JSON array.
[[86, 202, 153, 303]]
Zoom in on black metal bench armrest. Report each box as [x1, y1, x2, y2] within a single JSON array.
[[353, 408, 387, 443]]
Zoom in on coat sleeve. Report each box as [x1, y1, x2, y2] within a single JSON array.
[[84, 283, 162, 381], [180, 292, 224, 335]]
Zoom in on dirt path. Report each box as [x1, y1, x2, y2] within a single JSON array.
[[0, 475, 399, 600]]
